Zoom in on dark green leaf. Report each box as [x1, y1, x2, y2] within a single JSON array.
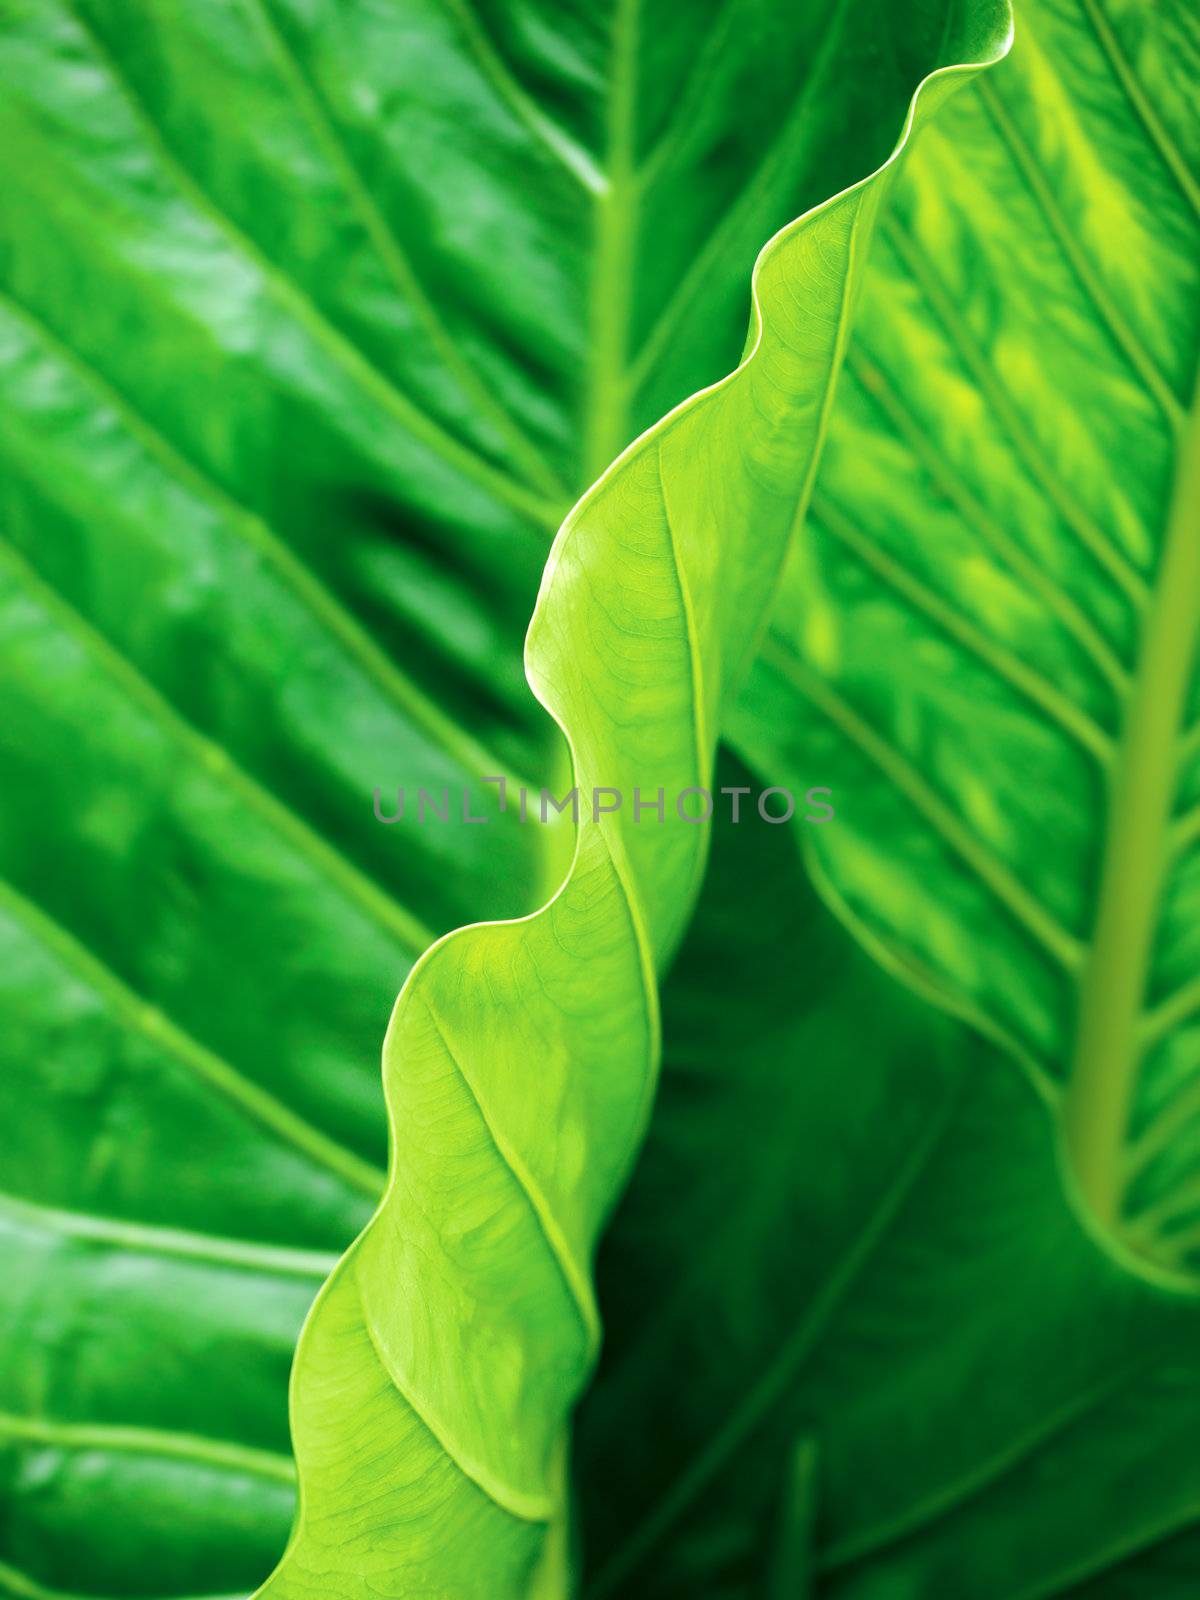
[[0, 0, 1006, 1592], [577, 751, 1200, 1599]]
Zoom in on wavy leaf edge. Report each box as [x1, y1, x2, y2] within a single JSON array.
[[258, 8, 1016, 1593]]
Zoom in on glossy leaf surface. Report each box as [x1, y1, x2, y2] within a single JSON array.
[[735, 0, 1200, 1271], [572, 5, 1200, 1595], [258, 12, 1012, 1593], [0, 0, 1005, 1592]]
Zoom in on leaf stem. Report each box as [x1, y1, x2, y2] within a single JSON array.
[[1064, 366, 1200, 1225], [583, 0, 639, 484]]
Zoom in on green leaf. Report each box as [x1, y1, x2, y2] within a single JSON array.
[[254, 12, 1013, 1599], [576, 750, 1200, 1599], [570, 8, 1200, 1593], [734, 0, 1200, 1275], [0, 1, 1006, 1593]]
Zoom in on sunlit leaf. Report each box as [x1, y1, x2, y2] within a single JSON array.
[[0, 0, 1007, 1591]]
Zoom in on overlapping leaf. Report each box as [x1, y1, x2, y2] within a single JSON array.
[[735, 0, 1200, 1273], [0, 0, 1008, 1591], [578, 752, 1200, 1598], [566, 4, 1200, 1595], [257, 10, 1013, 1595]]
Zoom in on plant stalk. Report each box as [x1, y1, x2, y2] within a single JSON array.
[[1064, 370, 1200, 1226], [583, 0, 638, 484]]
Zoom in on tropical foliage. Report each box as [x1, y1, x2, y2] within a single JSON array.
[[0, 0, 1196, 1597]]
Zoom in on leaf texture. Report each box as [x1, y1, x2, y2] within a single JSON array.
[[0, 0, 1006, 1590], [571, 9, 1200, 1592], [734, 0, 1200, 1273], [256, 12, 1014, 1596], [576, 751, 1200, 1599]]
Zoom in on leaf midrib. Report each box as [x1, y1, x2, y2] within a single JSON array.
[[1065, 367, 1200, 1228], [582, 0, 639, 485]]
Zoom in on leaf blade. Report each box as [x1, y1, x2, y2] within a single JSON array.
[[259, 12, 1014, 1593]]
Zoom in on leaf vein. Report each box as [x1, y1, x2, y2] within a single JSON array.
[[845, 349, 1130, 697], [585, 1070, 965, 1599], [810, 490, 1114, 767], [1078, 0, 1200, 224], [60, 0, 562, 529], [352, 1257, 556, 1524], [0, 536, 434, 958], [0, 874, 386, 1199], [438, 0, 607, 195], [882, 215, 1150, 610], [422, 997, 601, 1357], [974, 75, 1186, 433], [0, 286, 535, 793], [763, 638, 1084, 972], [241, 0, 569, 501], [820, 1356, 1151, 1569], [0, 1191, 341, 1281], [0, 1410, 296, 1485]]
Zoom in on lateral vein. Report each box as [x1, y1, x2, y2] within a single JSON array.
[[60, 0, 562, 530], [846, 350, 1130, 698], [811, 490, 1114, 767], [0, 287, 535, 794], [0, 1410, 296, 1485], [975, 75, 1186, 434], [585, 1072, 963, 1600], [0, 536, 435, 958], [240, 0, 570, 501], [0, 875, 387, 1199], [0, 1191, 342, 1280], [765, 638, 1085, 973], [422, 998, 601, 1358], [439, 0, 607, 195], [882, 215, 1150, 612], [1078, 0, 1200, 224]]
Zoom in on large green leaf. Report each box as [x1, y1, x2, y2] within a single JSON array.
[[0, 1, 1006, 1593], [254, 11, 1012, 1598], [571, 6, 1200, 1594], [576, 750, 1200, 1599], [735, 0, 1200, 1273]]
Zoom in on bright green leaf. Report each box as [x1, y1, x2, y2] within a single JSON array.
[[571, 8, 1200, 1595], [0, 0, 1007, 1592], [735, 0, 1200, 1276], [256, 10, 1012, 1597]]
